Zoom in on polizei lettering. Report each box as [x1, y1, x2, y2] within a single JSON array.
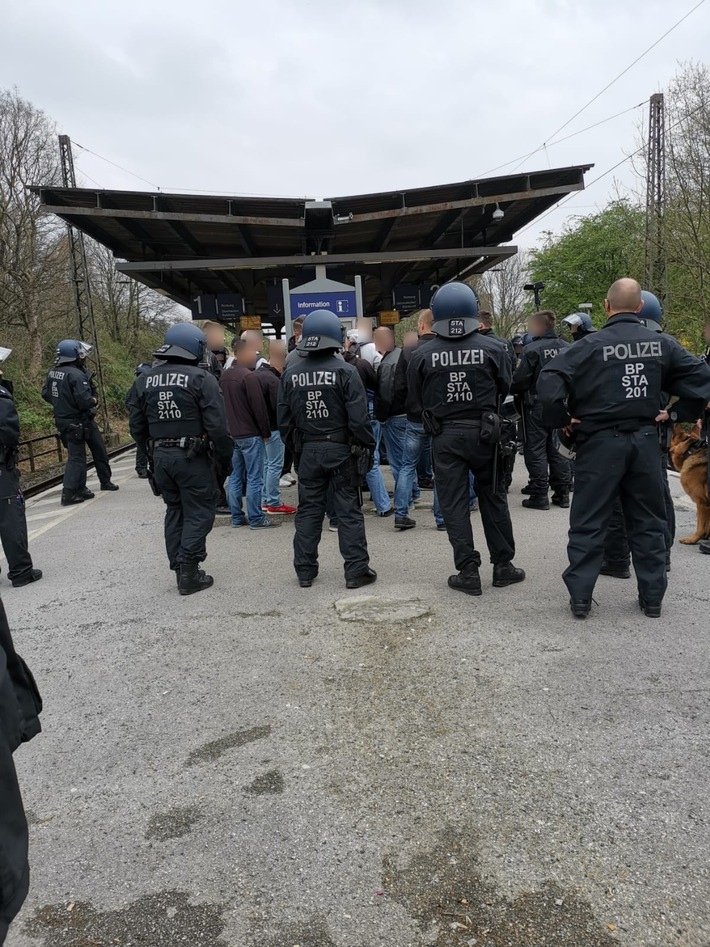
[[431, 350, 484, 368], [145, 372, 190, 388], [292, 371, 336, 387], [602, 341, 662, 361]]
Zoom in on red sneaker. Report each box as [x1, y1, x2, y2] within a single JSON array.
[[265, 504, 297, 515]]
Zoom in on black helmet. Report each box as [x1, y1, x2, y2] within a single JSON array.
[[297, 310, 343, 352], [134, 362, 152, 376], [56, 339, 92, 366], [639, 291, 663, 333], [154, 323, 206, 362], [431, 282, 480, 338]]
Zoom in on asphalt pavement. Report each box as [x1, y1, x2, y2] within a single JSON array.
[[3, 452, 709, 947]]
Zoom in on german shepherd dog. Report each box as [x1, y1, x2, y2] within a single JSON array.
[[669, 424, 710, 544]]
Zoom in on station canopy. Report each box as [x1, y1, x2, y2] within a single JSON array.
[[33, 164, 591, 323]]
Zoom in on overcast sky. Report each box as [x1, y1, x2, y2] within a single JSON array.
[[3, 0, 709, 248]]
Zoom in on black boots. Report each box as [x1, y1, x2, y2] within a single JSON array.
[[551, 490, 570, 508], [100, 482, 119, 492], [178, 562, 214, 596], [394, 516, 416, 531], [448, 566, 482, 596], [570, 599, 591, 619], [522, 495, 550, 510], [600, 561, 631, 579], [12, 569, 43, 588], [61, 491, 85, 506], [492, 562, 526, 587], [346, 568, 377, 590], [639, 597, 662, 618]]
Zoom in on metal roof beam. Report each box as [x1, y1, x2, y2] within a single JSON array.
[[115, 246, 518, 274], [39, 202, 303, 228]]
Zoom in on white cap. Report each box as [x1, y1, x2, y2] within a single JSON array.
[[346, 329, 359, 342]]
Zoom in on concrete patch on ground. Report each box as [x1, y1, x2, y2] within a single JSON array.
[[145, 805, 202, 841], [244, 769, 284, 795], [334, 595, 432, 623], [186, 725, 272, 766], [383, 829, 617, 947], [24, 890, 228, 946]]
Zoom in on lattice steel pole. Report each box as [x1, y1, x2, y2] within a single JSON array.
[[58, 134, 110, 433], [644, 93, 667, 311]]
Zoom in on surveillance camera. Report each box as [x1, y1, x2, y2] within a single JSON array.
[[492, 203, 505, 221]]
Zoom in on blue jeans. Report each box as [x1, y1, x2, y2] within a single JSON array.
[[228, 436, 266, 525], [381, 415, 407, 485], [394, 422, 443, 524], [263, 430, 285, 507], [366, 419, 391, 513]]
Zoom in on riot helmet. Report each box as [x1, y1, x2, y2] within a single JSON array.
[[297, 310, 343, 353], [154, 323, 207, 362], [639, 291, 663, 333], [562, 312, 596, 340], [430, 282, 480, 338], [56, 339, 93, 366]]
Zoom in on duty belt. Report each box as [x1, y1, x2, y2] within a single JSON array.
[[153, 437, 196, 449], [302, 433, 350, 444], [441, 419, 482, 428]]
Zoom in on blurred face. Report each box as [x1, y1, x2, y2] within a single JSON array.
[[529, 316, 546, 338], [356, 318, 373, 343], [374, 327, 395, 354], [268, 341, 286, 372], [204, 324, 225, 350], [236, 344, 257, 369], [403, 331, 419, 350], [294, 322, 303, 341]]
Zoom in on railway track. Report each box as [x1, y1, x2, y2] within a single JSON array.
[[23, 441, 136, 499]]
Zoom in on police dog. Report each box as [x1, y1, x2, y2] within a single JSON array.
[[670, 425, 710, 544]]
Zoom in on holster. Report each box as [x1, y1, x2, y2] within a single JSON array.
[[421, 409, 442, 437], [146, 440, 162, 497], [480, 411, 503, 445]]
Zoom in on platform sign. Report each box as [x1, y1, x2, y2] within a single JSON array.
[[378, 310, 401, 326], [240, 316, 262, 330], [393, 283, 421, 313], [190, 293, 244, 323], [267, 284, 286, 324], [289, 289, 357, 320]]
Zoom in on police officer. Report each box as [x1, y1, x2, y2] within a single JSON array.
[[511, 311, 572, 509], [41, 340, 118, 505], [132, 364, 153, 479], [538, 278, 710, 619], [126, 324, 233, 595], [277, 310, 376, 589], [0, 352, 41, 588], [562, 312, 597, 341], [407, 282, 525, 596], [0, 597, 42, 945], [601, 291, 682, 577]]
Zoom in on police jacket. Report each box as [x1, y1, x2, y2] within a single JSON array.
[[511, 330, 568, 400], [0, 598, 42, 926], [41, 362, 95, 423], [255, 364, 281, 431], [277, 351, 375, 448], [126, 358, 232, 459], [538, 313, 710, 436], [0, 386, 20, 450], [479, 328, 516, 371], [407, 330, 512, 423], [373, 348, 404, 422]]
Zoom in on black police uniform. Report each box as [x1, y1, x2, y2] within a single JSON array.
[[0, 387, 39, 586], [0, 597, 42, 944], [538, 312, 710, 610], [41, 362, 112, 497], [407, 330, 517, 578], [278, 352, 375, 585], [126, 362, 232, 580], [511, 330, 571, 501]]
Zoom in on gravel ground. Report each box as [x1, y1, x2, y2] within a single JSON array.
[[3, 455, 709, 947]]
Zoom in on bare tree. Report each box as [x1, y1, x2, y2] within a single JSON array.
[[473, 251, 530, 339], [0, 88, 71, 377]]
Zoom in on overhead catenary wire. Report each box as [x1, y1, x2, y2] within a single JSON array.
[[516, 101, 705, 238], [477, 101, 648, 178], [72, 142, 162, 190], [505, 0, 706, 175]]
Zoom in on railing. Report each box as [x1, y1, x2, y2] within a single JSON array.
[[18, 433, 65, 473]]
